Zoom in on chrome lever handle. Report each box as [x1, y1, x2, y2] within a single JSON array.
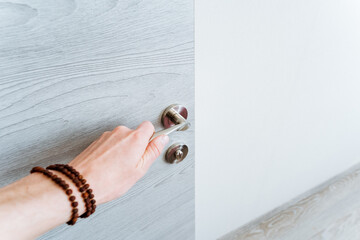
[[148, 104, 190, 142], [150, 122, 190, 142]]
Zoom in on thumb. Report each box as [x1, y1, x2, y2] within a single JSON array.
[[138, 135, 169, 171]]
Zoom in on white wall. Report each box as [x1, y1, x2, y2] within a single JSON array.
[[196, 0, 360, 239]]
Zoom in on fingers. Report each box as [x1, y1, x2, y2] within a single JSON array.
[[135, 121, 155, 140], [137, 135, 169, 171]]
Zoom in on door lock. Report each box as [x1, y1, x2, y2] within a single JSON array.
[[165, 143, 188, 164]]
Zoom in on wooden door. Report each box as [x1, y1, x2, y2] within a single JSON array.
[[0, 0, 194, 239]]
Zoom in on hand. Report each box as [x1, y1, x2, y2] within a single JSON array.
[[68, 121, 169, 204]]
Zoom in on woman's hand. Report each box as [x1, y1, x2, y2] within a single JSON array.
[[69, 121, 170, 204], [0, 121, 169, 239]]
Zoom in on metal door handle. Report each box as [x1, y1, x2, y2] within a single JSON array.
[[149, 104, 190, 142]]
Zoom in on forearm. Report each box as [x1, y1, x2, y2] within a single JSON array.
[[0, 172, 86, 240]]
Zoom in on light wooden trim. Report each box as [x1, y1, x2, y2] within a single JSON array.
[[220, 163, 360, 240]]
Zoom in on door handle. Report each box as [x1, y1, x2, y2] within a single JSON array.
[[149, 104, 190, 142]]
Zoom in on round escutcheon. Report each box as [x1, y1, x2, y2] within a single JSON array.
[[161, 104, 189, 131], [165, 143, 189, 164]]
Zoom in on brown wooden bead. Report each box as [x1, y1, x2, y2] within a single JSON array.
[[89, 194, 94, 199], [81, 179, 86, 184], [71, 202, 78, 207], [82, 192, 89, 199], [72, 208, 78, 214], [67, 218, 77, 225], [66, 189, 73, 195], [83, 184, 89, 190], [90, 199, 96, 204], [69, 196, 76, 202], [87, 189, 93, 194]]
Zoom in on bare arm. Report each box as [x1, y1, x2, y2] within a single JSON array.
[[0, 121, 169, 240]]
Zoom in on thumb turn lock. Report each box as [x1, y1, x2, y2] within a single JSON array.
[[150, 104, 190, 164]]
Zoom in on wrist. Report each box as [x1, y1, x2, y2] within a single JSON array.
[[0, 173, 78, 239]]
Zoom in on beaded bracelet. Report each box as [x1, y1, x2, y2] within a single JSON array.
[[30, 166, 79, 225], [47, 164, 96, 218]]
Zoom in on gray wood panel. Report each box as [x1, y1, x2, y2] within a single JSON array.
[[220, 162, 360, 240], [0, 0, 194, 239]]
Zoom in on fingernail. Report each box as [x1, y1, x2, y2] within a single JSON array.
[[161, 135, 169, 145]]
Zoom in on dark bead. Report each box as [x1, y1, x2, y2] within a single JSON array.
[[67, 218, 77, 225], [82, 192, 89, 199], [75, 172, 79, 177], [47, 171, 53, 176], [90, 209, 95, 214], [89, 194, 94, 199], [69, 196, 76, 202], [87, 189, 93, 194], [79, 187, 85, 192], [81, 179, 86, 184], [83, 184, 89, 190], [64, 183, 69, 189], [31, 166, 44, 172], [78, 175, 83, 180], [66, 189, 73, 195], [72, 213, 79, 219], [51, 175, 58, 179], [72, 208, 78, 214], [70, 174, 76, 179], [75, 182, 81, 187], [85, 198, 90, 204], [71, 202, 78, 207]]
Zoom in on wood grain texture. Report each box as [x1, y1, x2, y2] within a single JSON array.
[[0, 0, 194, 239], [220, 162, 360, 240]]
